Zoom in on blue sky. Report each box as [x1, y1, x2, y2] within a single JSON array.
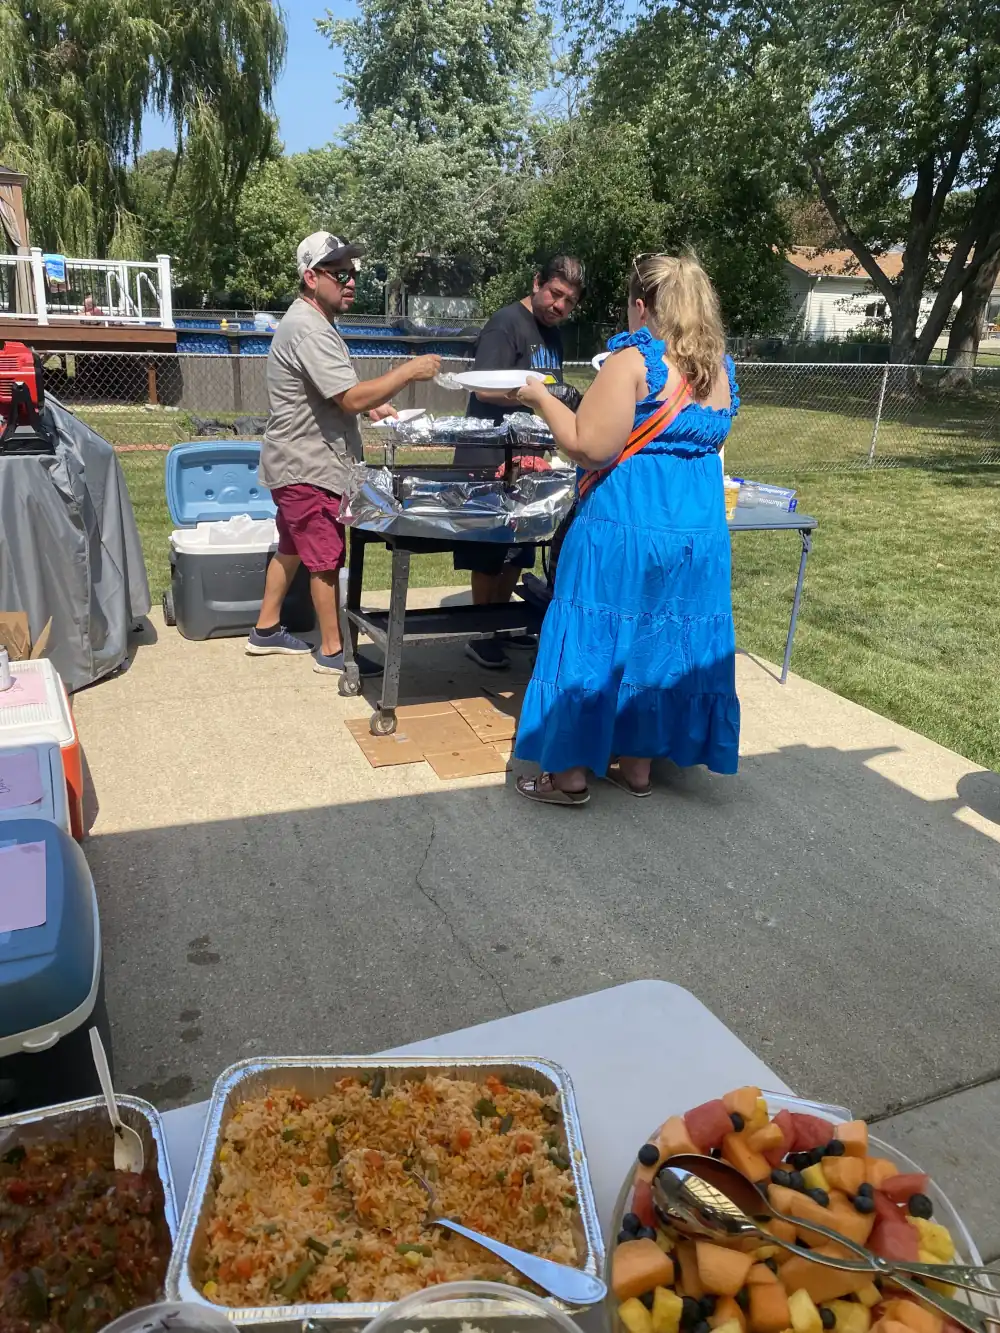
[[141, 0, 356, 155]]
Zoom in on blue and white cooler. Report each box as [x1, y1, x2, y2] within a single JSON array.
[[163, 440, 314, 640], [0, 817, 108, 1112]]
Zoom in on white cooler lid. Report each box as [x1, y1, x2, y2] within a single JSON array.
[[170, 517, 279, 556], [0, 660, 75, 748]]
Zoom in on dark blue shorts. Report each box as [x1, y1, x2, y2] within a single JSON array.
[[452, 542, 537, 575]]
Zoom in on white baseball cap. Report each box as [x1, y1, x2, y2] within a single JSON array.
[[296, 232, 364, 278]]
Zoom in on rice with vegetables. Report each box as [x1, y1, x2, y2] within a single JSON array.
[[201, 1072, 581, 1307]]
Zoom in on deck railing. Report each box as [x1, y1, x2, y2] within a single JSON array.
[[0, 249, 173, 328]]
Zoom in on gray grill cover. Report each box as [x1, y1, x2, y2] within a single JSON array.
[[0, 398, 150, 691]]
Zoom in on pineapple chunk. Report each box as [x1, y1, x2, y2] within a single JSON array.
[[655, 1230, 676, 1254], [801, 1163, 830, 1193], [788, 1290, 823, 1333], [827, 1301, 872, 1333], [747, 1098, 771, 1133], [652, 1286, 685, 1333], [620, 1298, 655, 1333], [856, 1285, 881, 1309], [917, 1252, 957, 1297], [909, 1217, 955, 1263]]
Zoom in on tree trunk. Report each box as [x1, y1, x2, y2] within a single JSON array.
[[942, 247, 1000, 387], [889, 284, 922, 363]]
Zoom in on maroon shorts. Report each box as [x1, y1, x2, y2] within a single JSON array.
[[272, 484, 346, 573]]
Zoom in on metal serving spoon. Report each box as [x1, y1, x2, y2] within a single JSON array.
[[405, 1167, 606, 1305], [90, 1027, 144, 1174], [656, 1157, 999, 1333]]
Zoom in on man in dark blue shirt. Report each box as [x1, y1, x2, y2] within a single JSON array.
[[456, 254, 584, 669]]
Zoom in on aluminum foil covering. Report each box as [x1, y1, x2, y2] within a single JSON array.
[[167, 1057, 603, 1330], [341, 465, 574, 543], [0, 1092, 180, 1247], [504, 413, 554, 447], [386, 416, 509, 446]]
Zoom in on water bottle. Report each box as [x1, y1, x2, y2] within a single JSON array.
[[0, 647, 12, 691]]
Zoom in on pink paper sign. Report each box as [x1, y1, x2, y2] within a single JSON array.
[[0, 841, 47, 931], [0, 750, 43, 811], [0, 674, 48, 710]]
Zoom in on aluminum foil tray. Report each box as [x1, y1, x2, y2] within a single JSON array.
[[390, 416, 509, 446], [167, 1056, 603, 1329], [505, 413, 554, 447], [0, 1093, 180, 1289]]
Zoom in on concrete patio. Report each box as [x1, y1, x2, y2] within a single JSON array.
[[73, 594, 1000, 1258]]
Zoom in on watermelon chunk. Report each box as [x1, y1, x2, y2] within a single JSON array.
[[881, 1173, 930, 1205], [789, 1113, 836, 1151], [870, 1217, 920, 1262], [872, 1191, 905, 1222], [684, 1099, 735, 1153], [767, 1109, 797, 1161], [633, 1177, 657, 1229]]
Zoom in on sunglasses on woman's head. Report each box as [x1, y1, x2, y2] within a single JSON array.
[[631, 252, 664, 295]]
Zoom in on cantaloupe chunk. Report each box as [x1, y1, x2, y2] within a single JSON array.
[[834, 1120, 868, 1158], [722, 1131, 771, 1182], [747, 1263, 779, 1286], [762, 1218, 797, 1246], [675, 1239, 705, 1298], [769, 1182, 839, 1236], [748, 1122, 785, 1154], [657, 1115, 701, 1160], [695, 1242, 754, 1297], [864, 1157, 900, 1187], [724, 1087, 762, 1121], [822, 1155, 865, 1196], [748, 1282, 791, 1333], [777, 1252, 875, 1304], [825, 1198, 876, 1246], [879, 1301, 943, 1333], [612, 1238, 675, 1300], [710, 1295, 748, 1333], [869, 1320, 913, 1333]]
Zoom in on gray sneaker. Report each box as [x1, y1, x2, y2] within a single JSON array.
[[246, 625, 312, 655], [313, 649, 383, 676]]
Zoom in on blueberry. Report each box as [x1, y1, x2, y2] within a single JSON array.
[[809, 1146, 827, 1165], [638, 1226, 658, 1240], [640, 1292, 656, 1310], [821, 1309, 836, 1330], [617, 1228, 637, 1243], [638, 1142, 660, 1167], [681, 1297, 702, 1329], [693, 1322, 712, 1333], [730, 1112, 745, 1132], [857, 1182, 874, 1198], [825, 1139, 846, 1157], [700, 1297, 718, 1318], [622, 1212, 641, 1234], [735, 1289, 750, 1312], [853, 1194, 876, 1215], [770, 1168, 792, 1187], [710, 1147, 723, 1159], [764, 1257, 779, 1274], [808, 1187, 830, 1207], [908, 1193, 933, 1219], [788, 1151, 811, 1170], [788, 1170, 805, 1191]]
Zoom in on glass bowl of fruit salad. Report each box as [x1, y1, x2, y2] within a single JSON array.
[[605, 1089, 994, 1333]]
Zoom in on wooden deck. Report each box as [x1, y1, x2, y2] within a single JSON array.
[[0, 320, 177, 352]]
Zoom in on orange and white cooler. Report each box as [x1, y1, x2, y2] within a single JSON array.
[[0, 660, 83, 839]]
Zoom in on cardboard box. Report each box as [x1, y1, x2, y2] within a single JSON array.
[[345, 696, 515, 778], [0, 612, 52, 662]]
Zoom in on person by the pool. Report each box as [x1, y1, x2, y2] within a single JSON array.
[[454, 255, 585, 671], [248, 232, 440, 673], [512, 251, 741, 805]]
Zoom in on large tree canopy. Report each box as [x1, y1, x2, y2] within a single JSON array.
[[0, 0, 286, 257], [564, 0, 1000, 363]]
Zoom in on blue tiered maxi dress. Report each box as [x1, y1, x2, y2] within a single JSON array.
[[514, 328, 741, 776]]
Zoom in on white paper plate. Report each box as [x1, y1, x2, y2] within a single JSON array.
[[591, 352, 610, 371], [371, 407, 426, 427], [451, 369, 549, 391]]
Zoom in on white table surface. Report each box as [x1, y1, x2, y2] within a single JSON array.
[[162, 979, 791, 1231]]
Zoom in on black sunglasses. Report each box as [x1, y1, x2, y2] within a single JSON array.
[[316, 267, 357, 286]]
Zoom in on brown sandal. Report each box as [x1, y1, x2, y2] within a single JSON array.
[[516, 773, 590, 806], [605, 764, 652, 797]]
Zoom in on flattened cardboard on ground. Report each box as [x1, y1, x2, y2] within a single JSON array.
[[0, 612, 52, 662], [345, 697, 516, 776], [425, 746, 510, 779]]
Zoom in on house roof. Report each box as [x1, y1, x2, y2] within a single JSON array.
[[785, 246, 905, 280], [0, 164, 28, 185]]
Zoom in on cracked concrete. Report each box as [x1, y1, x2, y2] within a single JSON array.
[[72, 596, 1000, 1251]]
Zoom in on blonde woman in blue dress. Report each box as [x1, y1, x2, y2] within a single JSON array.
[[513, 252, 741, 806]]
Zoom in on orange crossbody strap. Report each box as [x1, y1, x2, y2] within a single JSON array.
[[577, 379, 692, 499]]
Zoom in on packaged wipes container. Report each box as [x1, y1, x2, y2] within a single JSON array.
[[163, 441, 314, 640], [0, 818, 109, 1112]]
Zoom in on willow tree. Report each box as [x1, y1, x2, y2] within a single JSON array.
[[0, 0, 286, 259]]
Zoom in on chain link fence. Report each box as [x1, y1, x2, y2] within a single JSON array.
[[36, 347, 1000, 472]]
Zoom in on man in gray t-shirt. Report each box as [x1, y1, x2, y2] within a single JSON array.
[[249, 231, 440, 673]]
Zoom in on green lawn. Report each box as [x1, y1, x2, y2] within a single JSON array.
[[117, 404, 1000, 773]]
